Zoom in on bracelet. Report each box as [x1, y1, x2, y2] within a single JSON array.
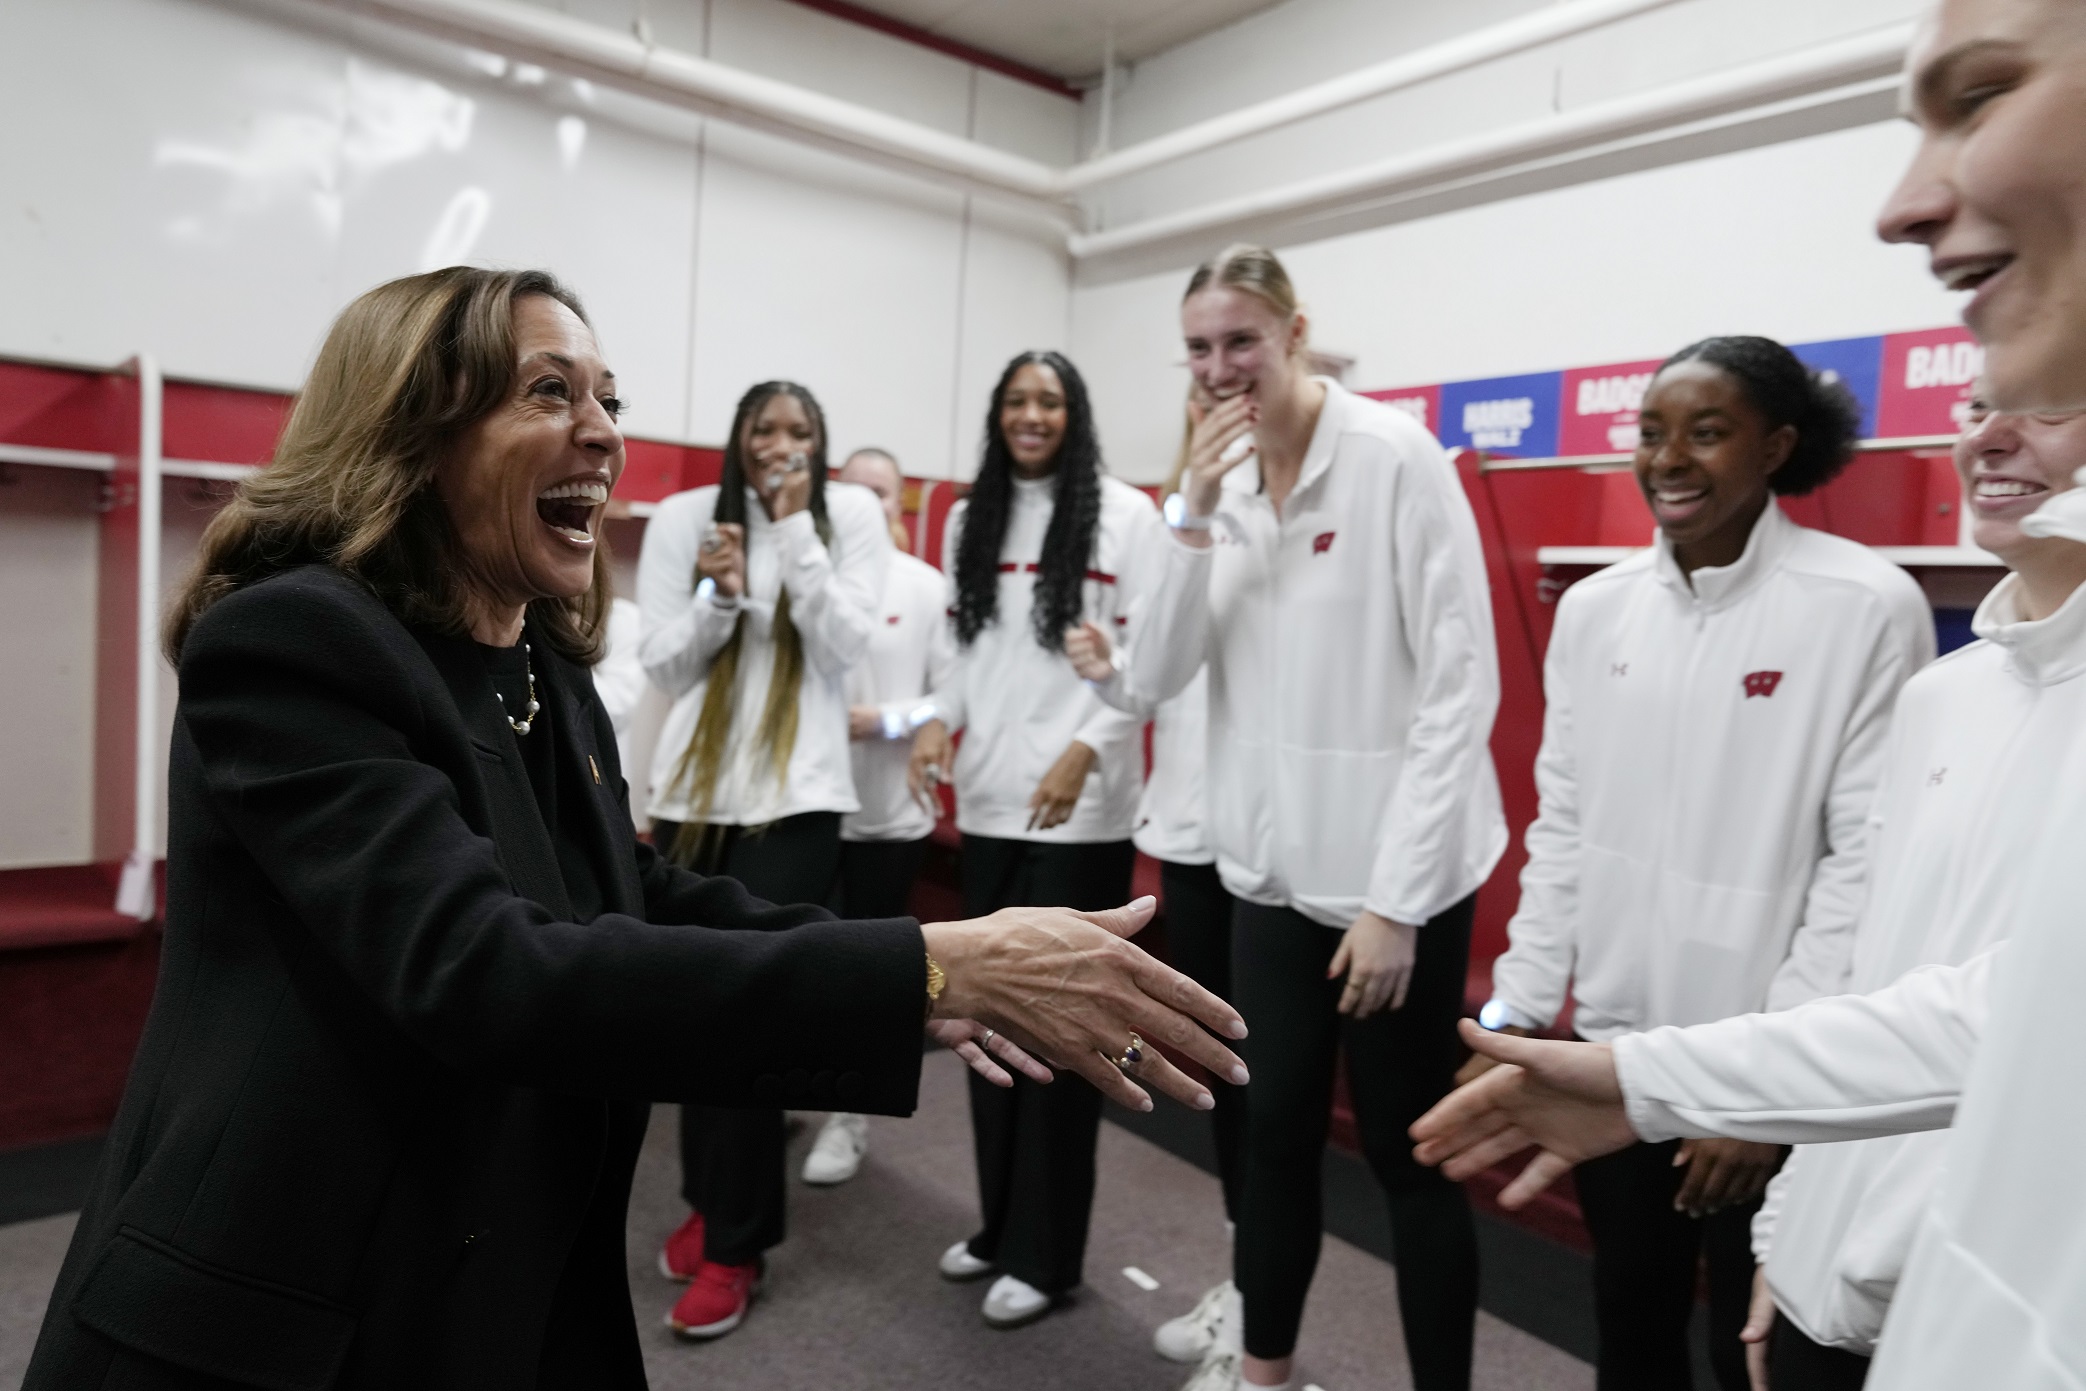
[[1163, 493, 1214, 532], [924, 952, 947, 1021]]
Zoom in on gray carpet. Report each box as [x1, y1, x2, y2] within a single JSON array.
[[0, 1052, 1591, 1389]]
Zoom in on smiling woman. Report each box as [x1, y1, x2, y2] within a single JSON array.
[[22, 267, 1249, 1391]]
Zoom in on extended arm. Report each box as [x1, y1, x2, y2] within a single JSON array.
[[636, 491, 746, 699], [778, 491, 888, 679]]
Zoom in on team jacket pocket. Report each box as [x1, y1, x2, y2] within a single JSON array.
[[71, 1225, 357, 1391]]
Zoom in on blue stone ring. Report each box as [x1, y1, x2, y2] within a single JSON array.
[[1110, 1034, 1147, 1071]]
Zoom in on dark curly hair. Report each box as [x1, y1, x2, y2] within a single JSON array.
[[1656, 336, 1862, 496], [952, 351, 1105, 650]]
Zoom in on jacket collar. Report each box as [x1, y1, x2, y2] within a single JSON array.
[[1223, 376, 1345, 507], [1652, 498, 1795, 609], [1972, 572, 2086, 685]]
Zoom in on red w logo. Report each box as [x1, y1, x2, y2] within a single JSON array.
[[886, 614, 901, 625], [1743, 671, 1784, 699], [1312, 531, 1336, 555]]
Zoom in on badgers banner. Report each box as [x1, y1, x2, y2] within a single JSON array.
[[1560, 358, 1665, 456], [1362, 383, 1444, 440], [1878, 327, 1983, 438]]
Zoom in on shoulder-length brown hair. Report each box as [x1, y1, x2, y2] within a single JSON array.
[[165, 266, 611, 664]]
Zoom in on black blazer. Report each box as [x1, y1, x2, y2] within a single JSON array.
[[25, 566, 926, 1391]]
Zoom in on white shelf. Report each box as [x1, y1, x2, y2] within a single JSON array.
[[1539, 544, 2002, 568]]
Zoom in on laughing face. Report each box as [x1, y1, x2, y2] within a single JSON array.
[[1955, 385, 2086, 558], [1879, 0, 2086, 410], [999, 361, 1069, 478], [436, 294, 624, 618], [1181, 285, 1305, 412], [1633, 360, 1795, 568]]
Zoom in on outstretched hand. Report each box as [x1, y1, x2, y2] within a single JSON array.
[[922, 896, 1249, 1114], [926, 1018, 1052, 1088], [1409, 1020, 1637, 1208]]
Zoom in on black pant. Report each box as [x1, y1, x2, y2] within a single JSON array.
[[837, 836, 928, 920], [1231, 897, 1479, 1389], [1159, 859, 1246, 1224], [655, 812, 841, 1266], [960, 835, 1135, 1295], [1769, 1316, 1870, 1391], [1573, 1137, 1763, 1391]]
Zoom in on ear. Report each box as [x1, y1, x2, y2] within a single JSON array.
[[1289, 311, 1310, 358], [1762, 423, 1798, 478]]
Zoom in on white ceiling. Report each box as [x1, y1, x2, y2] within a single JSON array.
[[833, 0, 1286, 83]]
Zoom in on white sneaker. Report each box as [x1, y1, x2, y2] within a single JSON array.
[[939, 1239, 994, 1282], [1180, 1347, 1242, 1391], [981, 1273, 1054, 1328], [800, 1112, 867, 1185], [1154, 1280, 1241, 1363]]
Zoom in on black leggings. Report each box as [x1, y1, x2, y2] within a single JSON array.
[[960, 835, 1135, 1295], [1574, 1136, 1765, 1391], [1232, 897, 1479, 1390], [655, 811, 841, 1266], [1769, 1315, 1870, 1391], [1158, 860, 1246, 1223], [836, 836, 929, 920]]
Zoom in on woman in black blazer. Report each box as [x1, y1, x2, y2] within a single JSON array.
[[23, 267, 1247, 1391]]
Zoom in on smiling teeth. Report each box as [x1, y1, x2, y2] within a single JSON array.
[[539, 480, 608, 503], [1977, 479, 2044, 497], [1940, 257, 2009, 292]]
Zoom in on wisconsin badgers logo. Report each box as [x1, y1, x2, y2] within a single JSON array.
[[1742, 670, 1784, 699], [886, 614, 901, 625], [1312, 531, 1336, 555]]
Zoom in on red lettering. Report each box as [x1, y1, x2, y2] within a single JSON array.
[[1312, 531, 1336, 555], [1743, 670, 1784, 699]]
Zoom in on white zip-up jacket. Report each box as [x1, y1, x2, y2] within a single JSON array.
[[1610, 484, 2086, 1390], [637, 481, 889, 826], [931, 473, 1166, 843], [1134, 670, 1214, 866], [1489, 502, 1934, 1039], [1118, 380, 1505, 928], [1749, 573, 2086, 1352], [843, 551, 956, 844]]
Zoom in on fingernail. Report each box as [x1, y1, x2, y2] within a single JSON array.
[[1139, 1096, 1154, 1113], [1227, 1020, 1248, 1039], [1193, 1091, 1215, 1111], [1130, 895, 1156, 911], [1229, 1065, 1250, 1085]]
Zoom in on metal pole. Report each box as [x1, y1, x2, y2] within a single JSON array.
[[116, 354, 162, 921]]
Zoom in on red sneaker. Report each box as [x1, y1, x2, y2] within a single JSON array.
[[658, 1212, 705, 1282], [666, 1258, 763, 1340]]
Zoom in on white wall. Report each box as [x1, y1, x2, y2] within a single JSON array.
[[1069, 0, 1960, 481], [0, 0, 1078, 477]]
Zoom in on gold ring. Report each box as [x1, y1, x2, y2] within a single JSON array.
[[1109, 1034, 1147, 1071]]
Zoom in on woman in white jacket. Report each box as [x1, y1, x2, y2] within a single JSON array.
[[635, 380, 890, 1340], [1476, 336, 1934, 1389], [1730, 395, 2086, 1389], [907, 350, 1171, 1330], [1102, 245, 1507, 1391], [1414, 7, 2086, 1387]]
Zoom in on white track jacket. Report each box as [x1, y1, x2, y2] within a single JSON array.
[[1490, 502, 1934, 1039], [931, 474, 1166, 843], [1609, 485, 2086, 1390], [638, 482, 889, 826], [844, 551, 956, 844], [1133, 671, 1214, 866], [1750, 573, 2086, 1352], [1117, 380, 1505, 928]]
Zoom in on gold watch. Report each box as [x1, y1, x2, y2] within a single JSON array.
[[924, 952, 946, 1021]]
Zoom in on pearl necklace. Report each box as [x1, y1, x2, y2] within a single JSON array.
[[496, 642, 541, 736]]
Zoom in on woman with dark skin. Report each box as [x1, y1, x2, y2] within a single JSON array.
[[907, 351, 1172, 1329], [1475, 338, 1934, 1390], [20, 269, 1246, 1390]]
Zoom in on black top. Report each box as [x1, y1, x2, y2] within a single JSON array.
[[25, 567, 927, 1391], [479, 641, 603, 924]]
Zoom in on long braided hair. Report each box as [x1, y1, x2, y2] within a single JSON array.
[[952, 351, 1105, 650], [666, 381, 832, 860]]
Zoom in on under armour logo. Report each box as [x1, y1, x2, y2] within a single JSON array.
[[1743, 671, 1784, 699], [1611, 663, 1628, 678], [1312, 531, 1336, 555], [1929, 767, 1947, 787]]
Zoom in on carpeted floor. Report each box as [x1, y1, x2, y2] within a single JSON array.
[[0, 1051, 1592, 1390]]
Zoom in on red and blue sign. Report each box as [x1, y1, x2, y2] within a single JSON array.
[[1877, 326, 1982, 438], [1440, 372, 1562, 458], [1789, 336, 1883, 441], [1560, 358, 1664, 456], [1363, 383, 1443, 439]]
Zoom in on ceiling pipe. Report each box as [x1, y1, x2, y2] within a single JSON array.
[[1070, 21, 1913, 260], [315, 0, 1064, 202], [1061, 0, 1690, 191]]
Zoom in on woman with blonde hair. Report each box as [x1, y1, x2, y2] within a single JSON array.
[[20, 266, 1249, 1389], [1082, 244, 1505, 1391], [636, 379, 889, 1338]]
